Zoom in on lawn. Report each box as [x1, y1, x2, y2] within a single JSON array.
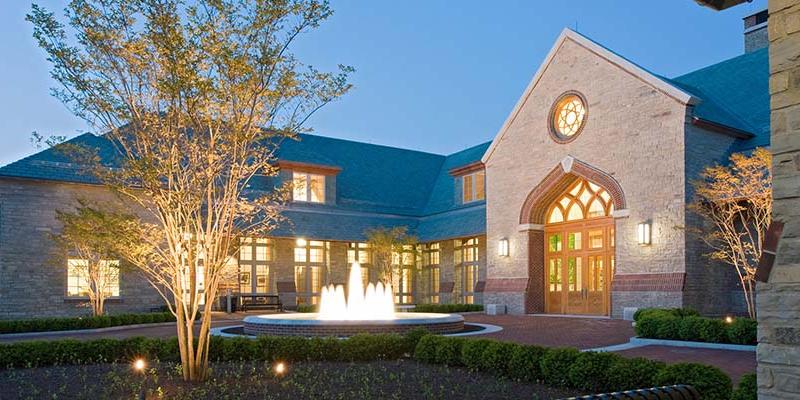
[[0, 360, 579, 400]]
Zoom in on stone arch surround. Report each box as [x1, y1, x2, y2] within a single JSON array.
[[518, 156, 627, 314]]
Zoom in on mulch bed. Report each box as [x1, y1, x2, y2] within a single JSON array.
[[0, 360, 580, 399]]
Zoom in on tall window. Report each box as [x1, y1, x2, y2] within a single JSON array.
[[347, 242, 372, 286], [392, 245, 415, 304], [462, 170, 485, 203], [455, 237, 480, 304], [294, 238, 328, 305], [292, 172, 325, 203], [238, 237, 273, 294], [421, 243, 440, 304], [67, 259, 120, 297]]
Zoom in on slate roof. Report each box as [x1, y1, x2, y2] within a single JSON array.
[[0, 35, 770, 243]]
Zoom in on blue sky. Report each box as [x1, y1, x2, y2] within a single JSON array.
[[0, 0, 767, 165]]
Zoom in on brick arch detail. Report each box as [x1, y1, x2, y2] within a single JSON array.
[[519, 157, 626, 225]]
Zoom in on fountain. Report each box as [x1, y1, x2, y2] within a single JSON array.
[[243, 262, 465, 337]]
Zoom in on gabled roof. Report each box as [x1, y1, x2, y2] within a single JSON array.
[[481, 28, 698, 164]]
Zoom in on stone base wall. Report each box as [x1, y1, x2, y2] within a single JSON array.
[[611, 291, 683, 319], [243, 319, 464, 337]]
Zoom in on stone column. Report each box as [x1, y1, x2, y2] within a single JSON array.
[[758, 1, 800, 398]]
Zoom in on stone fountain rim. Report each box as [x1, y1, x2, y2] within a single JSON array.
[[243, 312, 464, 326]]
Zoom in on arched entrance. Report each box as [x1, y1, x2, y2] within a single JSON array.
[[543, 178, 615, 315]]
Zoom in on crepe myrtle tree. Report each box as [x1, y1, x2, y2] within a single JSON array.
[[28, 0, 351, 381], [52, 199, 147, 316], [365, 226, 419, 289], [690, 148, 772, 318]]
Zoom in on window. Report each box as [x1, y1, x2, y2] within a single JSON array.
[[549, 92, 587, 142], [547, 179, 613, 224], [292, 172, 325, 203], [455, 237, 480, 304], [239, 237, 273, 294], [462, 170, 485, 203], [294, 238, 328, 304], [392, 245, 415, 304], [347, 242, 372, 287], [421, 243, 440, 304], [67, 259, 120, 297]]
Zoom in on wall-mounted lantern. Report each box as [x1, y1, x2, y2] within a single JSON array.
[[498, 238, 510, 257], [637, 222, 651, 246]]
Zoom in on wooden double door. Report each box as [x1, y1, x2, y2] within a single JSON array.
[[544, 218, 614, 316]]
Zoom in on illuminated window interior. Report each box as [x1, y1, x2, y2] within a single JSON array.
[[552, 94, 586, 138], [67, 259, 120, 297], [294, 239, 329, 305], [462, 170, 485, 203], [238, 237, 273, 294], [547, 179, 613, 224], [422, 243, 440, 304], [292, 172, 325, 203], [455, 237, 480, 304]]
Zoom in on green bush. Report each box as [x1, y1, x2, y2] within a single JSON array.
[[434, 337, 464, 366], [656, 363, 732, 400], [567, 352, 622, 393], [413, 334, 440, 363], [731, 373, 757, 400], [0, 312, 176, 334], [606, 357, 666, 392], [295, 304, 317, 313], [635, 309, 756, 345], [540, 348, 581, 387], [507, 344, 546, 382], [460, 339, 491, 371], [727, 318, 757, 345], [480, 341, 516, 375], [412, 304, 484, 313]]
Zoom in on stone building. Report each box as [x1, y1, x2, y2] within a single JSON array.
[[0, 22, 769, 319]]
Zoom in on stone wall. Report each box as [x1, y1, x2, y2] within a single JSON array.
[[0, 178, 163, 319], [758, 1, 800, 398], [484, 34, 691, 315]]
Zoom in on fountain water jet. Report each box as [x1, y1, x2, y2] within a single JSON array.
[[243, 262, 464, 336]]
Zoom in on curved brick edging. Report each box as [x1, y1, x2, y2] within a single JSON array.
[[243, 313, 465, 337]]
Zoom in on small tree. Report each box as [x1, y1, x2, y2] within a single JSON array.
[[28, 0, 350, 381], [53, 199, 145, 316], [365, 226, 418, 287], [690, 148, 771, 318]]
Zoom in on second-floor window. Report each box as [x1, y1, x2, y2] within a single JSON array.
[[462, 170, 485, 203], [292, 172, 325, 203]]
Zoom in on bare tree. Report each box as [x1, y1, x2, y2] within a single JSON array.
[[28, 0, 351, 381], [53, 199, 144, 316], [690, 148, 772, 318]]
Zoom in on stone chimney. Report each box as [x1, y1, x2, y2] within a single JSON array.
[[743, 9, 768, 53]]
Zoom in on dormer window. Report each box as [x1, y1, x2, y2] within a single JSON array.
[[462, 170, 485, 203], [292, 171, 325, 203]]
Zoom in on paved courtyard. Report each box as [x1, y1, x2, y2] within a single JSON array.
[[0, 312, 755, 383]]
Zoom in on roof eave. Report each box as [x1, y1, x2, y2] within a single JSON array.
[[691, 116, 756, 139]]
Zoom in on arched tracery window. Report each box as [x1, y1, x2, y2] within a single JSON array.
[[547, 179, 613, 224]]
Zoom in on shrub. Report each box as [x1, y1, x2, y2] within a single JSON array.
[[480, 341, 516, 376], [413, 335, 440, 363], [677, 316, 705, 342], [295, 304, 317, 313], [412, 304, 484, 313], [540, 348, 581, 387], [726, 318, 757, 345], [633, 308, 698, 322], [507, 344, 546, 382], [341, 334, 407, 361], [656, 363, 732, 400], [698, 319, 727, 343], [460, 339, 491, 371], [606, 357, 666, 392], [654, 316, 681, 339], [731, 373, 757, 400], [0, 312, 176, 334], [434, 337, 464, 366], [567, 352, 622, 392], [634, 314, 667, 338]]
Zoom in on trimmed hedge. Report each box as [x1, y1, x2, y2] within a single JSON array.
[[0, 312, 176, 334], [295, 304, 317, 313], [731, 373, 756, 400], [0, 331, 736, 399], [411, 304, 483, 313], [634, 308, 756, 345], [413, 335, 733, 400]]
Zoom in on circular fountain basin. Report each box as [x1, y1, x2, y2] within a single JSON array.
[[243, 312, 465, 337]]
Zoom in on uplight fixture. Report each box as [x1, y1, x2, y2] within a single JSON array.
[[498, 238, 509, 257], [637, 222, 651, 246], [274, 361, 287, 375]]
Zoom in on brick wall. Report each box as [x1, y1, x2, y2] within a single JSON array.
[[758, 1, 800, 398]]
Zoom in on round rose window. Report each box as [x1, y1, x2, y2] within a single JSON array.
[[549, 92, 587, 142]]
